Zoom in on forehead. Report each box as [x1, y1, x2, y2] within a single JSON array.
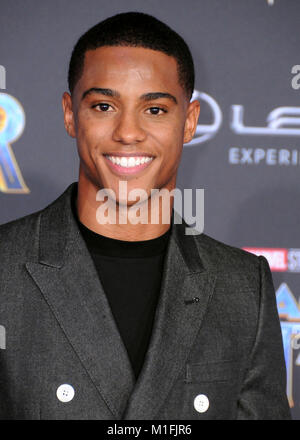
[[76, 46, 183, 96]]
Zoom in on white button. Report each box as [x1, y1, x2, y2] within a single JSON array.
[[56, 384, 75, 403], [194, 394, 209, 413]]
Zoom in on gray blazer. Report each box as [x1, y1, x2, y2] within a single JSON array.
[[0, 183, 291, 419]]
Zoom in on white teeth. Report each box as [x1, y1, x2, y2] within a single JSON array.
[[128, 157, 136, 167], [107, 155, 153, 168], [120, 157, 128, 167]]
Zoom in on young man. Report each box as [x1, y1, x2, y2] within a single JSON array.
[[0, 12, 291, 419]]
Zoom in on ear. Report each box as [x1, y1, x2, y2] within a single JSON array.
[[183, 99, 200, 144], [62, 92, 76, 138]]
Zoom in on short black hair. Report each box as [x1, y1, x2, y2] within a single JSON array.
[[68, 12, 195, 99]]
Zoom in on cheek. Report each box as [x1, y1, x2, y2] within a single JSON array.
[[152, 125, 183, 164], [76, 117, 109, 155], [151, 118, 183, 146]]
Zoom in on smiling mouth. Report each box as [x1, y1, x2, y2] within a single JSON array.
[[103, 154, 155, 175]]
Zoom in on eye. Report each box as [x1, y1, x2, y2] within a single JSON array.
[[146, 107, 167, 115], [92, 103, 114, 112]]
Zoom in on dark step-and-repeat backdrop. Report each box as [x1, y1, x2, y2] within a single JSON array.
[[1, 0, 299, 419]]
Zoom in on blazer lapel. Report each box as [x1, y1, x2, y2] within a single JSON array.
[[25, 184, 135, 419], [123, 219, 216, 420]]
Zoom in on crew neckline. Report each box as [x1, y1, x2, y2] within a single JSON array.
[[71, 185, 172, 258], [77, 221, 171, 258]]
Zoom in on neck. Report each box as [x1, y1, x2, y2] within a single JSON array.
[[76, 178, 174, 242]]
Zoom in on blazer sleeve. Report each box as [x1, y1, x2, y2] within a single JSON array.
[[236, 256, 292, 420]]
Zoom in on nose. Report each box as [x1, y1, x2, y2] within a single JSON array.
[[112, 109, 146, 144]]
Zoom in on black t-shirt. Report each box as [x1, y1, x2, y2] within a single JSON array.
[[72, 197, 171, 379]]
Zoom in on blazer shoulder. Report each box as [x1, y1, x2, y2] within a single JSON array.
[[193, 232, 262, 273], [0, 183, 75, 252], [191, 233, 272, 301], [0, 207, 42, 229], [0, 209, 42, 261]]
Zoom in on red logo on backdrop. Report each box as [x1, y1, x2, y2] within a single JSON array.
[[243, 248, 288, 271], [243, 248, 300, 272]]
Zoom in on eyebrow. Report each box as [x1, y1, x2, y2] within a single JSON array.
[[81, 88, 177, 104], [81, 88, 120, 100], [140, 92, 177, 104]]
